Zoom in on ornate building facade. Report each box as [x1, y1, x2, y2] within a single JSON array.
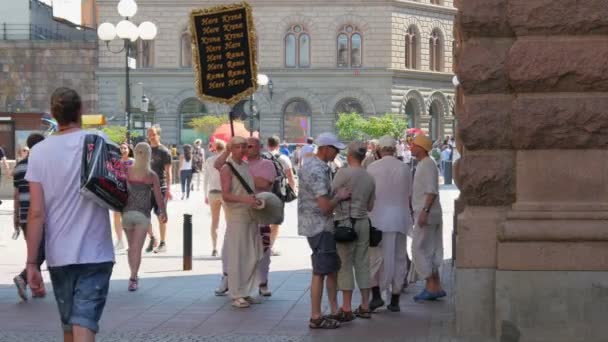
[[97, 0, 456, 144]]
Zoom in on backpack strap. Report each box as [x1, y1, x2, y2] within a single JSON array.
[[226, 162, 254, 195]]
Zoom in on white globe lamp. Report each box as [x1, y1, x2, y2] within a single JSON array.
[[257, 74, 269, 86], [116, 20, 138, 40], [138, 22, 158, 40], [117, 0, 138, 18], [97, 22, 116, 41]]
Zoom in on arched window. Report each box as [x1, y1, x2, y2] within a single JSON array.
[[404, 100, 418, 128], [334, 98, 364, 115], [283, 99, 311, 143], [129, 40, 154, 68], [181, 31, 192, 68], [337, 25, 362, 68], [429, 101, 442, 141], [179, 98, 207, 145], [284, 25, 310, 68], [405, 26, 419, 69], [429, 29, 443, 72], [430, 0, 443, 5]]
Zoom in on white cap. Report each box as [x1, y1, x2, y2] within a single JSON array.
[[316, 132, 346, 150], [378, 135, 397, 149]]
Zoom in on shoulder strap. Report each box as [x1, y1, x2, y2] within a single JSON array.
[[226, 162, 254, 195]]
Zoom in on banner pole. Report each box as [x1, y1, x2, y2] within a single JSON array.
[[229, 109, 235, 137]]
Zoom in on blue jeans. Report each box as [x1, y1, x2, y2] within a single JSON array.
[[49, 262, 113, 333], [180, 169, 193, 198]]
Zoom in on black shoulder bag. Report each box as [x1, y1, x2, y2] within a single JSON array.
[[369, 219, 383, 247], [334, 201, 358, 243]]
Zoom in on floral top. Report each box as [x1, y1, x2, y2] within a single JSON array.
[[297, 156, 333, 237]]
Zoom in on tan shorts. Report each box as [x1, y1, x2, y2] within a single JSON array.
[[122, 211, 151, 228]]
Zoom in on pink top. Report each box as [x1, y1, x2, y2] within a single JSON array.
[[247, 157, 277, 194]]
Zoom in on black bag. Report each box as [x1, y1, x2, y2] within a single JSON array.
[[369, 219, 383, 247], [262, 152, 297, 203], [80, 134, 128, 211], [311, 232, 341, 275], [334, 202, 358, 243]]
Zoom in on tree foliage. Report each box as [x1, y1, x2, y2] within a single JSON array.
[[102, 125, 140, 144], [188, 114, 230, 137], [335, 112, 407, 141]]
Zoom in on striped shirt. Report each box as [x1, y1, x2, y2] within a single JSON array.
[[13, 158, 30, 225]]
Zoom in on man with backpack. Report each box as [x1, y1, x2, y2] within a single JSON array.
[[265, 136, 296, 255]]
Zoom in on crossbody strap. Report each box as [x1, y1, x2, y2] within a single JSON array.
[[226, 162, 254, 195]]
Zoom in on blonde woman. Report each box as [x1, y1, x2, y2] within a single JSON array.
[[122, 142, 167, 291]]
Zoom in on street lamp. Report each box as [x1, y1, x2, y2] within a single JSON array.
[[97, 0, 157, 143], [248, 74, 272, 137]]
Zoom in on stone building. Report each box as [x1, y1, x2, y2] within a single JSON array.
[[97, 0, 456, 145], [454, 1, 608, 341]]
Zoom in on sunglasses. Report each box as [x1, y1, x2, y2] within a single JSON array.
[[247, 145, 258, 149]]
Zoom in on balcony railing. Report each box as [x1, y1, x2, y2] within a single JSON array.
[[0, 23, 97, 42]]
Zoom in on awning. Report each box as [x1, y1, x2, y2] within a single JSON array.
[[81, 114, 107, 126]]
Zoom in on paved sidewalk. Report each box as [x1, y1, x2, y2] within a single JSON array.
[[0, 185, 481, 342]]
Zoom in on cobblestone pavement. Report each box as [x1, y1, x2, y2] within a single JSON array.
[[0, 185, 473, 342]]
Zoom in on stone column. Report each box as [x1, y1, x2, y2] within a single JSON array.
[[454, 1, 608, 341]]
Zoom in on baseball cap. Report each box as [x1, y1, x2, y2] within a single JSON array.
[[413, 134, 433, 152], [378, 136, 396, 149], [316, 133, 346, 150]]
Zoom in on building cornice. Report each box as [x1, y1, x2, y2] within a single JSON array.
[[390, 69, 454, 82], [392, 1, 457, 15]]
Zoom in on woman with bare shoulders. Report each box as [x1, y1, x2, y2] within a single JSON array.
[[122, 142, 167, 291], [113, 142, 133, 251]]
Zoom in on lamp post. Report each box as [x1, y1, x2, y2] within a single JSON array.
[[97, 0, 157, 143], [248, 73, 272, 137]]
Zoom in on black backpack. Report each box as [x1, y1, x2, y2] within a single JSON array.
[[261, 152, 297, 203]]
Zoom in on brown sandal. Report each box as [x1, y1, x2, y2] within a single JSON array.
[[354, 306, 371, 319], [327, 309, 356, 323], [309, 316, 340, 329]]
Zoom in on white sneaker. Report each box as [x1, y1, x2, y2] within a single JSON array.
[[153, 242, 167, 253], [114, 240, 125, 250], [214, 276, 228, 296]]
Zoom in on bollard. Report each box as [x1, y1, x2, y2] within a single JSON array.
[[183, 214, 192, 271]]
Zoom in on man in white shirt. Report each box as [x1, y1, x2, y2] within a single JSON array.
[[204, 139, 226, 257], [367, 136, 413, 312], [26, 88, 114, 341], [410, 134, 445, 301], [299, 137, 316, 167]]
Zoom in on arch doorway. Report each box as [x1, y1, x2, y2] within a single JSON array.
[[179, 98, 207, 145], [283, 99, 311, 143], [428, 100, 443, 141]]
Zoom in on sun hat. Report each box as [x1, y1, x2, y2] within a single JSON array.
[[412, 134, 433, 152]]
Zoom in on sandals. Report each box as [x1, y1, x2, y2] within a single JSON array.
[[309, 316, 340, 329], [354, 306, 371, 319], [128, 277, 138, 292], [329, 309, 356, 323], [232, 298, 250, 308]]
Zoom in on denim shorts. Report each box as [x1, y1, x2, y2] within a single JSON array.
[[307, 231, 341, 275], [49, 262, 114, 333]]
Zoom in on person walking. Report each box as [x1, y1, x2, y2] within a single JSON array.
[[362, 139, 379, 169], [192, 139, 205, 191], [146, 126, 173, 253], [410, 134, 446, 301], [266, 135, 297, 255], [204, 139, 226, 258], [299, 137, 316, 167], [25, 87, 114, 341], [11, 146, 30, 240], [218, 136, 264, 308], [12, 133, 46, 300], [179, 144, 194, 200], [122, 142, 167, 291], [113, 142, 133, 251], [331, 141, 375, 320], [367, 136, 413, 312], [298, 132, 351, 329]]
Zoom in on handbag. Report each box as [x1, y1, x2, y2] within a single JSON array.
[[369, 219, 383, 247], [311, 231, 341, 275], [334, 201, 358, 243], [283, 183, 297, 202]]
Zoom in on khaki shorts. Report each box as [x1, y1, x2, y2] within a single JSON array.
[[122, 211, 151, 228]]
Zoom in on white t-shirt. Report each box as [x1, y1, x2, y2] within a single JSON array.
[[271, 150, 293, 171], [301, 144, 316, 165], [26, 130, 114, 267], [412, 157, 442, 225]]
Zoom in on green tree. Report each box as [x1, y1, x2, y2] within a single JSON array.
[[335, 112, 367, 141], [362, 113, 407, 139], [188, 114, 229, 137], [101, 125, 140, 144]]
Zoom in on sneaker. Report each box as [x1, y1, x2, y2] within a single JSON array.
[[145, 236, 156, 253], [114, 239, 125, 251], [12, 229, 20, 240], [271, 249, 281, 256], [13, 275, 28, 301], [214, 276, 228, 296], [128, 277, 138, 292], [259, 284, 272, 297], [369, 297, 385, 312], [211, 250, 218, 257], [154, 241, 167, 253], [414, 289, 440, 302]]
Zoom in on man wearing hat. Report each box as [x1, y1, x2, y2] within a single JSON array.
[[367, 136, 413, 312], [298, 132, 351, 329], [410, 134, 445, 301]]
